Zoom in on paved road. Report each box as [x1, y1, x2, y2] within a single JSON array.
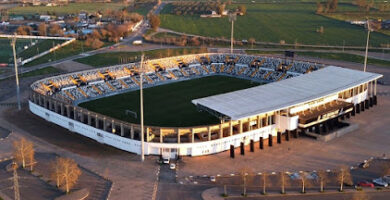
[[229, 190, 390, 200]]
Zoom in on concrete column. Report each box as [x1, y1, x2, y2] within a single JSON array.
[[286, 130, 290, 141], [191, 128, 195, 143], [208, 126, 211, 141], [268, 134, 273, 147], [257, 116, 261, 129], [159, 129, 163, 143], [38, 95, 42, 106], [80, 111, 84, 123], [229, 121, 233, 136], [43, 97, 47, 109], [120, 123, 124, 136], [49, 99, 53, 111], [246, 120, 251, 131], [103, 117, 107, 131], [111, 120, 116, 133], [146, 128, 150, 142], [33, 94, 37, 104], [73, 107, 77, 120], [66, 106, 71, 118], [130, 125, 134, 139], [95, 115, 99, 128], [54, 101, 58, 113], [177, 128, 180, 144], [87, 112, 91, 125], [219, 124, 223, 139], [239, 120, 243, 133], [60, 103, 64, 116]]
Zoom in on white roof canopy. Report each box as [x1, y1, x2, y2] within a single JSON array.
[[192, 66, 383, 120]]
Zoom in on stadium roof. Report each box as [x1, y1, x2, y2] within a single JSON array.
[[192, 66, 383, 120]]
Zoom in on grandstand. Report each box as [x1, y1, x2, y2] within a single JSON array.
[[28, 53, 382, 158]]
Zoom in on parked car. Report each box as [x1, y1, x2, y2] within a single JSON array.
[[162, 158, 170, 164], [358, 181, 374, 188], [373, 178, 389, 187], [359, 162, 369, 169], [170, 163, 176, 170], [210, 176, 216, 182], [382, 175, 390, 183]]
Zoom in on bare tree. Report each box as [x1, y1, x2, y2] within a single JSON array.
[[50, 157, 82, 194], [248, 38, 255, 49], [317, 170, 328, 192], [239, 168, 253, 196], [38, 23, 47, 36], [13, 137, 35, 170], [149, 14, 161, 31], [279, 171, 289, 194], [261, 172, 268, 195], [337, 165, 352, 192], [15, 25, 32, 35], [299, 172, 311, 193]]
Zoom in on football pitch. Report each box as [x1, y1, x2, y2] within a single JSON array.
[[79, 75, 261, 127]]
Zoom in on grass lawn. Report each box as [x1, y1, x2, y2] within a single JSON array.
[[0, 38, 65, 63], [75, 48, 207, 67], [159, 3, 390, 47], [23, 40, 112, 67], [0, 38, 66, 64], [9, 3, 126, 15], [20, 66, 60, 78], [298, 52, 390, 67], [79, 76, 260, 127]]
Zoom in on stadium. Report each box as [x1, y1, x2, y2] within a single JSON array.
[[28, 53, 382, 158]]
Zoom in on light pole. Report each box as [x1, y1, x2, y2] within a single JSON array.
[[11, 34, 21, 111], [140, 54, 145, 162], [363, 19, 371, 72], [229, 13, 236, 54]]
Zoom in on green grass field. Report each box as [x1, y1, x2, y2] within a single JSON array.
[[9, 3, 126, 15], [159, 3, 390, 47], [20, 66, 60, 78], [79, 76, 260, 127], [75, 48, 207, 67], [23, 40, 110, 67], [297, 52, 390, 67], [0, 38, 65, 63]]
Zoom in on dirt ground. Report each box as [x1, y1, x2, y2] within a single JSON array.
[[53, 60, 94, 72]]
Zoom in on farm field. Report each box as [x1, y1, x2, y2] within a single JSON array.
[[159, 3, 390, 47], [79, 75, 260, 127], [0, 38, 64, 63], [9, 3, 126, 15], [75, 48, 207, 67]]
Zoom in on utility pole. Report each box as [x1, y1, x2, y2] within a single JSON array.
[[12, 162, 20, 200], [11, 34, 21, 111], [229, 13, 236, 54], [363, 19, 371, 72], [140, 54, 145, 162]]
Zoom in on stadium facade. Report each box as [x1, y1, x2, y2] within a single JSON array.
[[29, 53, 382, 158]]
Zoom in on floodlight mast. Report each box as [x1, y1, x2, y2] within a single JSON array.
[[363, 19, 371, 72], [140, 54, 145, 162], [229, 13, 236, 54], [11, 34, 21, 111]]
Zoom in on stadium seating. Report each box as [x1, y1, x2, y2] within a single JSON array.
[[31, 53, 323, 102]]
